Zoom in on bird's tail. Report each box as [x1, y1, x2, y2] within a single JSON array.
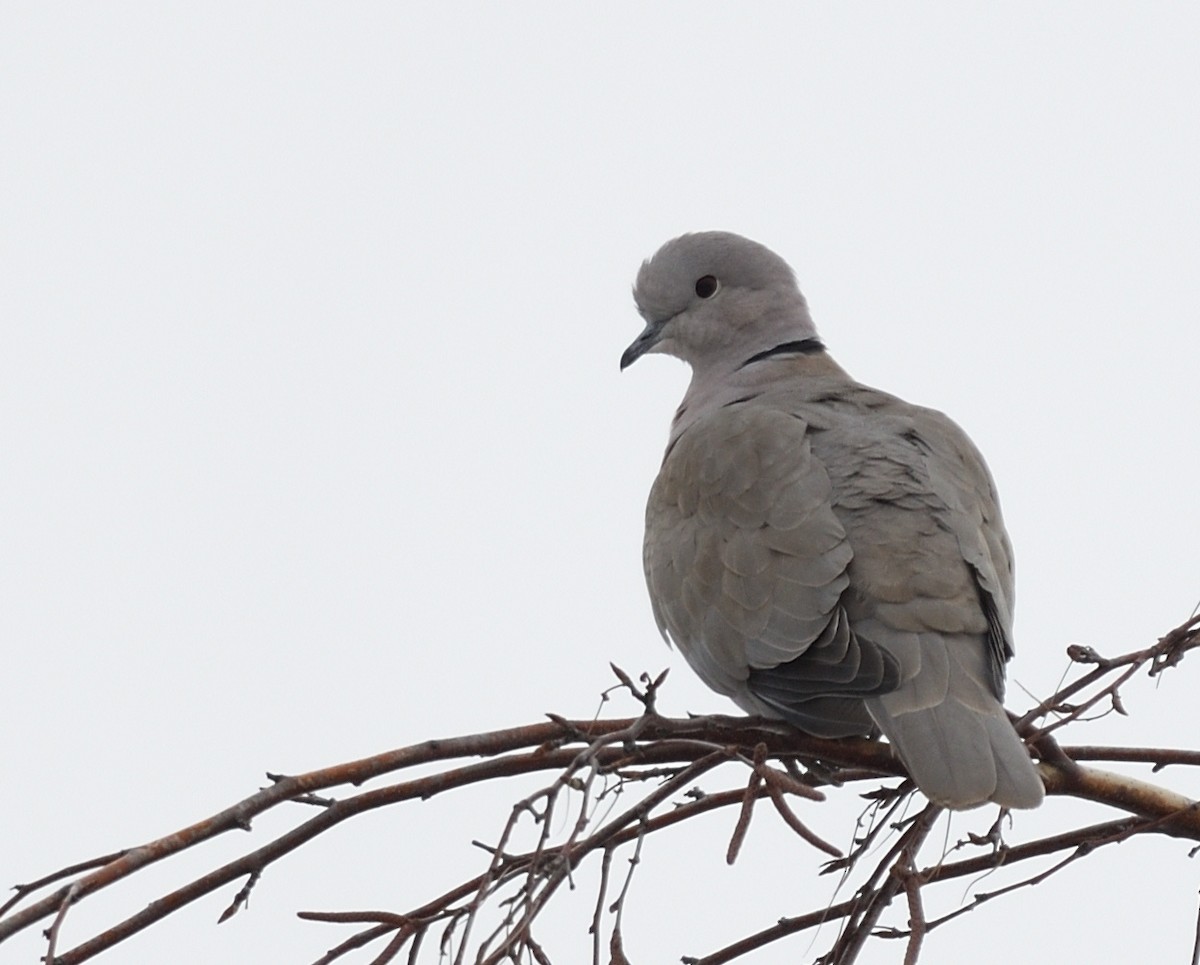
[[866, 636, 1043, 810]]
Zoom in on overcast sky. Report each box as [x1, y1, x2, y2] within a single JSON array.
[[4, 5, 1199, 964]]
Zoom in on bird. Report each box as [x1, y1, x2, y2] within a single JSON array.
[[621, 231, 1043, 810]]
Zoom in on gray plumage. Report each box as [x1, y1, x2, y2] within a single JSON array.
[[621, 231, 1043, 809]]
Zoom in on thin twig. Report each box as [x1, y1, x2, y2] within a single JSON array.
[[898, 851, 925, 965], [1191, 891, 1200, 965], [825, 803, 941, 965]]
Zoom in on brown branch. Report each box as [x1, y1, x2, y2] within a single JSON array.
[[1018, 613, 1200, 732], [824, 804, 941, 965], [605, 811, 647, 965], [0, 852, 126, 920], [4, 611, 1200, 965], [898, 850, 925, 965], [55, 744, 663, 963], [726, 745, 767, 865], [43, 883, 78, 965], [0, 718, 883, 949], [589, 845, 615, 965], [476, 751, 730, 965], [1040, 761, 1200, 835], [1059, 746, 1200, 769], [1191, 893, 1200, 965], [8, 719, 1199, 965], [217, 869, 260, 924], [690, 817, 1143, 963], [763, 777, 842, 858]]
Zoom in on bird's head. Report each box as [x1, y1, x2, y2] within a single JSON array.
[[621, 231, 819, 372]]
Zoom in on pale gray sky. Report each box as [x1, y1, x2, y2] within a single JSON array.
[[4, 5, 1199, 964]]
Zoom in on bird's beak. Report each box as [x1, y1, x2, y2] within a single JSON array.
[[620, 319, 665, 370]]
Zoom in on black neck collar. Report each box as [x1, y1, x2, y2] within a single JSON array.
[[740, 337, 825, 368]]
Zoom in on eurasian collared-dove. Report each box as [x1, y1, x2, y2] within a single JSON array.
[[621, 231, 1043, 810]]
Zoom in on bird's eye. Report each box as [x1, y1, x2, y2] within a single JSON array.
[[694, 275, 719, 299]]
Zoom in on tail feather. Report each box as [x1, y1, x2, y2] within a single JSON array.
[[868, 694, 1043, 809]]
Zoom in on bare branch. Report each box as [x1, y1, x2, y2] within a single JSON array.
[[3, 611, 1199, 964]]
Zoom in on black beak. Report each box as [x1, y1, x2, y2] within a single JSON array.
[[620, 320, 664, 370]]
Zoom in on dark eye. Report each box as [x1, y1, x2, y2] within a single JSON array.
[[694, 275, 719, 298]]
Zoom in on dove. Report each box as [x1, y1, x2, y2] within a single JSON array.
[[621, 231, 1043, 809]]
